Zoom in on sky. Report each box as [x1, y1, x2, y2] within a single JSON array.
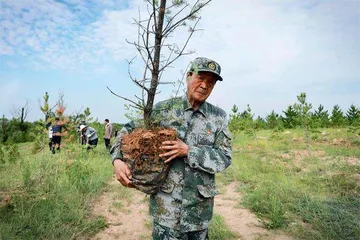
[[0, 0, 359, 123]]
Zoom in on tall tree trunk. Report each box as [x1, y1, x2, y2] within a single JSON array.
[[144, 0, 167, 128]]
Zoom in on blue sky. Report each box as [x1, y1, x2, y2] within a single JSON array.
[[0, 0, 359, 123]]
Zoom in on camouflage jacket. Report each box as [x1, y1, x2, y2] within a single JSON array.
[[110, 95, 232, 232]]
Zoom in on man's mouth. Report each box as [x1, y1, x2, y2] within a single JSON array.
[[195, 91, 206, 95]]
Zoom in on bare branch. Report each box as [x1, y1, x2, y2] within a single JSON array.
[[158, 81, 176, 85], [11, 100, 31, 123], [106, 86, 144, 110]]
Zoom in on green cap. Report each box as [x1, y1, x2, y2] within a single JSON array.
[[189, 57, 223, 81]]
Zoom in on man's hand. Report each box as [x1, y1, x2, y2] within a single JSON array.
[[113, 159, 134, 188], [159, 139, 189, 163]]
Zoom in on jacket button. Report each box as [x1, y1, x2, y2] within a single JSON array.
[[191, 163, 196, 167]]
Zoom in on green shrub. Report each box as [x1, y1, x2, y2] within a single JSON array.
[[243, 186, 287, 229], [8, 145, 20, 163], [0, 146, 5, 164]]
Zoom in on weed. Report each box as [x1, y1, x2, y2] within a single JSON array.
[[208, 214, 240, 240]]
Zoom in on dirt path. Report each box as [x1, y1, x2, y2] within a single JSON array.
[[87, 177, 293, 240], [215, 182, 293, 240], [89, 178, 151, 240]]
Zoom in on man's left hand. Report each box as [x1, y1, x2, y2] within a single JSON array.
[[159, 139, 189, 163]]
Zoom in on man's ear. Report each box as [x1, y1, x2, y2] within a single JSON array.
[[186, 72, 192, 81]]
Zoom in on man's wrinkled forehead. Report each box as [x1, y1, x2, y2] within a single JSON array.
[[194, 71, 218, 82]]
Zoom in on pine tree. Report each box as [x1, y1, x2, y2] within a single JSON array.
[[312, 104, 330, 128], [293, 93, 315, 148], [266, 110, 281, 129], [346, 104, 360, 125], [330, 105, 346, 127], [282, 105, 298, 128], [242, 104, 256, 138], [254, 116, 266, 129], [229, 104, 241, 137]]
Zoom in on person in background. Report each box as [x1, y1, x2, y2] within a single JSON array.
[[104, 119, 113, 150], [51, 117, 63, 154], [48, 125, 53, 151], [80, 125, 98, 151]]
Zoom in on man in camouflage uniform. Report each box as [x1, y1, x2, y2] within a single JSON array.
[[110, 57, 232, 240]]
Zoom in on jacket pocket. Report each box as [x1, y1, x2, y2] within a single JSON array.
[[197, 184, 219, 198], [197, 133, 215, 146]]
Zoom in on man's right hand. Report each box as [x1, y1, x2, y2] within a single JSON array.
[[113, 159, 134, 188]]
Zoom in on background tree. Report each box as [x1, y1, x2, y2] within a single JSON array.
[[11, 100, 31, 132], [293, 92, 315, 146], [83, 107, 93, 123], [108, 0, 212, 128], [40, 92, 56, 123], [330, 104, 346, 127], [266, 110, 281, 129], [312, 104, 330, 128], [282, 105, 298, 129], [0, 115, 10, 143], [241, 104, 256, 138], [346, 104, 359, 126], [254, 116, 266, 130], [229, 104, 241, 137]]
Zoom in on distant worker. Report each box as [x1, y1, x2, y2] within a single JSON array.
[[80, 125, 98, 151], [104, 119, 113, 150], [48, 125, 53, 151], [51, 117, 64, 154]]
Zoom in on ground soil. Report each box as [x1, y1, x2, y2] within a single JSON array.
[[85, 178, 293, 240]]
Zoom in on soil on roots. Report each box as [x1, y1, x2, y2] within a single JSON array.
[[121, 127, 177, 194]]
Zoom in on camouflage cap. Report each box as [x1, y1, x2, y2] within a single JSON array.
[[189, 57, 223, 81]]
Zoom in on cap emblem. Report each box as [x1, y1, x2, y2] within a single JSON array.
[[208, 62, 216, 70]]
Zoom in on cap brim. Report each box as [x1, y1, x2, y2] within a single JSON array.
[[194, 68, 223, 81]]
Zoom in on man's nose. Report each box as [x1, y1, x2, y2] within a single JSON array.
[[200, 81, 208, 89]]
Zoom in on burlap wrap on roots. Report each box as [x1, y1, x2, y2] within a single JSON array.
[[121, 128, 177, 194]]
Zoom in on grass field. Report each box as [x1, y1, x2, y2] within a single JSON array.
[[217, 128, 360, 240], [1, 128, 359, 239], [0, 143, 113, 239]]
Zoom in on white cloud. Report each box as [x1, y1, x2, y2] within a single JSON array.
[[0, 0, 359, 122]]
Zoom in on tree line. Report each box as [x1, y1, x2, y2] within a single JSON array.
[[229, 93, 360, 135], [1, 92, 358, 145]]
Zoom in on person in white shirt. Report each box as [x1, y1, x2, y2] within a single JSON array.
[[48, 126, 53, 151], [80, 125, 98, 151]]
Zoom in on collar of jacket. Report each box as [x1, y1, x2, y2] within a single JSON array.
[[181, 94, 208, 118]]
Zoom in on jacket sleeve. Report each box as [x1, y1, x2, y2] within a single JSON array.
[[109, 124, 113, 137], [184, 120, 232, 174], [109, 121, 136, 165], [87, 127, 96, 138]]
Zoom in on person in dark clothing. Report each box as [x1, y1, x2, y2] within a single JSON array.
[[51, 117, 63, 154], [104, 119, 113, 150]]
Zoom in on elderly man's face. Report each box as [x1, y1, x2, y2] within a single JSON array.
[[186, 71, 217, 104]]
